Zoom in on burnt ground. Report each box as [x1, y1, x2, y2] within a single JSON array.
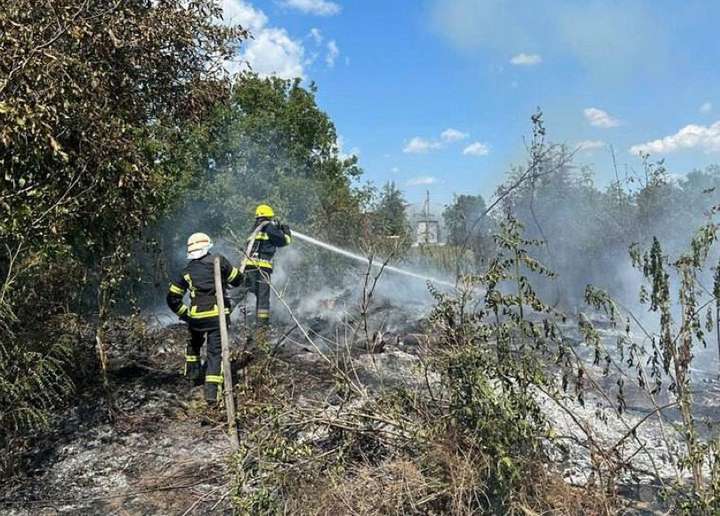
[[2, 308, 717, 515], [1, 325, 237, 515], [0, 317, 405, 516], [0, 299, 428, 516]]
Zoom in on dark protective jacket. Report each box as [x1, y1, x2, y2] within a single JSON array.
[[243, 219, 292, 271], [166, 253, 243, 329]]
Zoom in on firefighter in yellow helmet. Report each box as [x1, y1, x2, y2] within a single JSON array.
[[242, 204, 292, 342], [166, 233, 243, 405]]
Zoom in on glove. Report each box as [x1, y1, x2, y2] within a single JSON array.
[[279, 223, 291, 234], [179, 312, 190, 324]]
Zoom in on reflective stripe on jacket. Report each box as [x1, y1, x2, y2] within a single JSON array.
[[242, 220, 291, 271], [166, 253, 242, 325]]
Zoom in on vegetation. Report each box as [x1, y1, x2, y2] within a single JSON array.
[[227, 215, 617, 514], [0, 0, 387, 479], [1, 0, 245, 475], [443, 193, 494, 262], [3, 2, 720, 514]]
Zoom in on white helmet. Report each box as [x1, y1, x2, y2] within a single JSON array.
[[187, 232, 213, 259]]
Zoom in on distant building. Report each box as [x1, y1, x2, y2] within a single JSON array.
[[413, 191, 442, 246]]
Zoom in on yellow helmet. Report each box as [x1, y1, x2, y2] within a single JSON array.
[[255, 204, 274, 218], [187, 232, 213, 259]]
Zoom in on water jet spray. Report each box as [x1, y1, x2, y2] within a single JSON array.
[[292, 230, 456, 289]]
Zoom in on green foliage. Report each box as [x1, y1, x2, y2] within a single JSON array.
[[443, 193, 493, 262], [178, 74, 367, 241], [631, 225, 720, 512], [1, 0, 243, 268], [0, 0, 244, 316], [0, 0, 244, 475], [143, 74, 384, 294], [586, 218, 720, 512], [372, 182, 410, 237], [502, 145, 720, 306]]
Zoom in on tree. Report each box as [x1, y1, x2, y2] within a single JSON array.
[[0, 0, 245, 466], [1, 0, 244, 314], [173, 75, 368, 241], [138, 74, 374, 293], [373, 182, 410, 239], [443, 194, 492, 245]]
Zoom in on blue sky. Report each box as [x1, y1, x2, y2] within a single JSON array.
[[223, 0, 720, 206]]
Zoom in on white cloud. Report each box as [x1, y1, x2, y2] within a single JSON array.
[[241, 28, 305, 79], [403, 129, 470, 153], [630, 121, 720, 155], [391, 167, 400, 173], [441, 128, 469, 142], [406, 176, 438, 186], [223, 0, 267, 31], [584, 107, 621, 128], [309, 27, 323, 45], [325, 40, 339, 67], [403, 137, 442, 154], [463, 142, 490, 156], [510, 53, 542, 66], [700, 102, 713, 114], [577, 140, 606, 152], [224, 1, 305, 79], [282, 0, 341, 16]]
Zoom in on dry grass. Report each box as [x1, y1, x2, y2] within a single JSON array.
[[265, 422, 619, 516]]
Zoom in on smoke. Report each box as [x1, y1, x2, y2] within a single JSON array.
[[503, 155, 720, 378], [141, 178, 455, 337], [137, 97, 720, 379], [269, 232, 454, 330]]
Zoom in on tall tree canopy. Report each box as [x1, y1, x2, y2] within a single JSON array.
[[0, 0, 245, 454], [0, 0, 244, 319]]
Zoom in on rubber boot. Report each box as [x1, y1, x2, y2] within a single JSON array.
[[184, 355, 202, 385]]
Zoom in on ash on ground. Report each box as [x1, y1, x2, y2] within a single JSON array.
[[2, 301, 715, 515]]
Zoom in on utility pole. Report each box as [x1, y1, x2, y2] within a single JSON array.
[[213, 256, 240, 450]]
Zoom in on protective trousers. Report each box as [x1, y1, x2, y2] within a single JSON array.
[[244, 268, 271, 336], [185, 327, 223, 403]]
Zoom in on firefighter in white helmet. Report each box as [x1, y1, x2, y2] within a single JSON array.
[[166, 233, 243, 405]]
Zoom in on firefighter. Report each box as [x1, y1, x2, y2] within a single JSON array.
[[242, 204, 292, 341], [166, 232, 243, 405]]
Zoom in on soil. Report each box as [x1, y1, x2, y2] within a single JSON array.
[[1, 325, 235, 515]]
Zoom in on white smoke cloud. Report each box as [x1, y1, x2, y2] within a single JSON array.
[[404, 129, 470, 153], [403, 137, 442, 154], [441, 128, 469, 142], [429, 0, 666, 77], [223, 0, 267, 30], [325, 40, 340, 67], [309, 27, 323, 45], [577, 140, 606, 152], [223, 0, 305, 79], [405, 176, 438, 186]]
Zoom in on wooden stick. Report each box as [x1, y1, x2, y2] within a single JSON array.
[[213, 256, 240, 450]]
